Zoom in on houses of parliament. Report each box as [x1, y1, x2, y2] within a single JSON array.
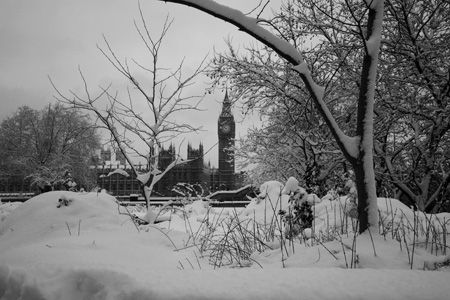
[[97, 91, 243, 196]]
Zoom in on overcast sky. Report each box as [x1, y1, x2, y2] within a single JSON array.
[[0, 0, 282, 167]]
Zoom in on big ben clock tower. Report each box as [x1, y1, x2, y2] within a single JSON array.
[[218, 90, 236, 190]]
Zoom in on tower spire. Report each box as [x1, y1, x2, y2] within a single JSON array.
[[224, 87, 229, 101], [220, 89, 233, 118], [217, 89, 236, 190]]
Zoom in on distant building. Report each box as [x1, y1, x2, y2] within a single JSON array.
[[115, 150, 126, 165], [100, 147, 111, 162], [95, 91, 245, 197], [217, 89, 236, 190], [96, 162, 145, 196], [151, 142, 212, 196]]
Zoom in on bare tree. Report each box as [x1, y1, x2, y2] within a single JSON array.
[[373, 0, 450, 212], [157, 0, 385, 233], [51, 7, 207, 223]]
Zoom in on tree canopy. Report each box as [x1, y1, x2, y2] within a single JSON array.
[[207, 0, 450, 213], [0, 103, 101, 192]]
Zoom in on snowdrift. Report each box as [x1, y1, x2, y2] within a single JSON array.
[[0, 187, 450, 299], [0, 202, 23, 223], [1, 263, 449, 300], [0, 191, 127, 250]]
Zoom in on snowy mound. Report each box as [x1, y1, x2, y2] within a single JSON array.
[[0, 191, 127, 249], [377, 197, 450, 235], [0, 201, 23, 222], [305, 196, 450, 240]]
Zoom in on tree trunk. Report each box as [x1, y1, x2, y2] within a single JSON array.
[[352, 158, 378, 233]]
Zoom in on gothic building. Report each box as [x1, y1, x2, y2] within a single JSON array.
[[152, 142, 212, 196], [100, 147, 111, 162], [95, 92, 242, 197], [217, 90, 236, 190]]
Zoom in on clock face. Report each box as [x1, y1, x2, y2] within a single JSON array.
[[222, 124, 231, 133]]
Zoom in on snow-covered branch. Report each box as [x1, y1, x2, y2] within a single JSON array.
[[160, 0, 359, 160]]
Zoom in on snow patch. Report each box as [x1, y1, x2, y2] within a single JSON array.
[[306, 194, 321, 204], [0, 202, 23, 223]]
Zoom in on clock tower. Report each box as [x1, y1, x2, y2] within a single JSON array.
[[217, 90, 236, 190]]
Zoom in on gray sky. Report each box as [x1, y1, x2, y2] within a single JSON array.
[[0, 0, 280, 167]]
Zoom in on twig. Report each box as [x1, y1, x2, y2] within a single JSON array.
[[351, 220, 359, 268], [315, 237, 339, 261], [411, 210, 417, 269], [340, 238, 348, 268], [367, 225, 377, 257], [194, 250, 202, 269], [66, 221, 72, 236], [148, 225, 178, 250], [117, 201, 140, 233], [185, 258, 195, 269], [314, 248, 321, 263]]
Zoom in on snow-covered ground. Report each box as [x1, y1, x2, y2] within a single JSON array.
[[1, 184, 449, 300]]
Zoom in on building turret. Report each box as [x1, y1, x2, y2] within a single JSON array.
[[217, 90, 236, 190], [100, 146, 112, 162]]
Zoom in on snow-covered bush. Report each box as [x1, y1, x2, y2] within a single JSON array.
[[279, 177, 312, 239], [152, 176, 450, 270], [282, 201, 314, 239], [181, 179, 310, 267]]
